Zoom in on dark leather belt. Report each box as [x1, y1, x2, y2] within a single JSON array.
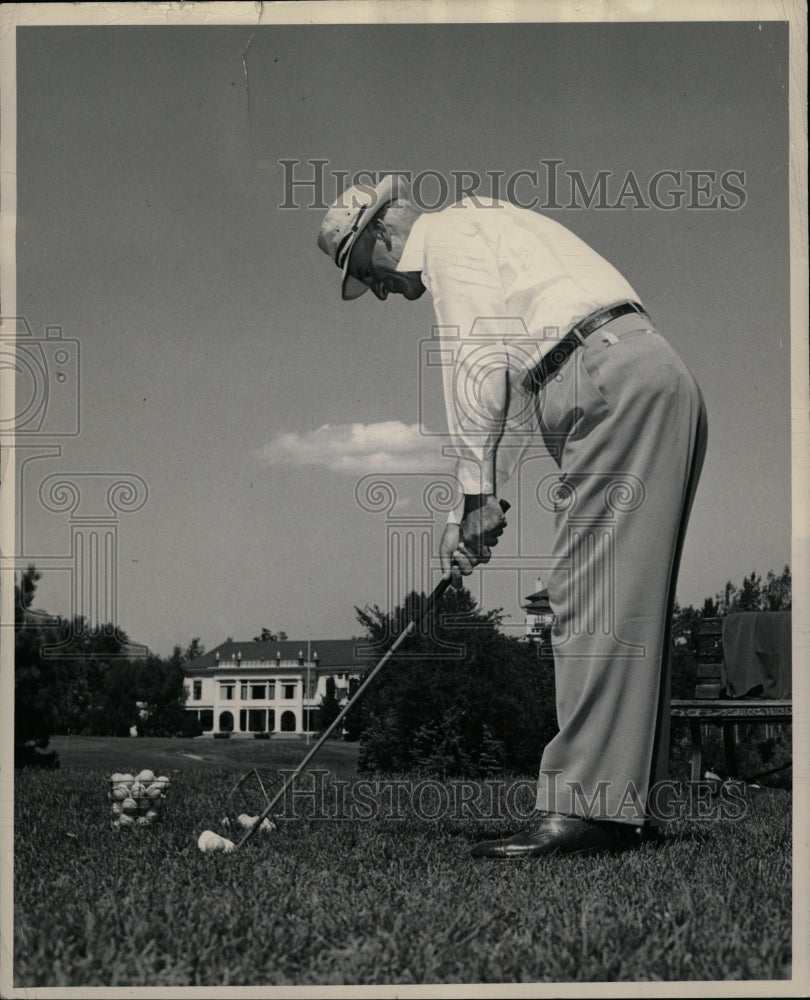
[[524, 301, 649, 392]]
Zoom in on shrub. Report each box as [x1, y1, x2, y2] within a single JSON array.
[[355, 589, 558, 777], [14, 742, 60, 769], [181, 714, 203, 738]]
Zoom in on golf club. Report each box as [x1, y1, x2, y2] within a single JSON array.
[[226, 499, 509, 852]]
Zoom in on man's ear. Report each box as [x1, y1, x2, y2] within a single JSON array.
[[370, 216, 393, 251]]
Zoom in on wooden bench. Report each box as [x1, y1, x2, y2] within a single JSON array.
[[670, 617, 792, 782]]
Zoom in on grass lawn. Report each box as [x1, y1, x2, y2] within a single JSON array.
[[13, 738, 792, 987], [47, 733, 362, 774]]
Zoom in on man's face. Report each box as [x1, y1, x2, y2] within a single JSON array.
[[346, 223, 426, 301]]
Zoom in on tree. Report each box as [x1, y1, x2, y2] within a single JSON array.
[[317, 675, 342, 735], [354, 588, 557, 777], [701, 596, 719, 617], [252, 627, 278, 642], [15, 566, 58, 748], [15, 564, 41, 623], [93, 660, 140, 737], [763, 566, 791, 611], [135, 647, 188, 736], [15, 565, 202, 745], [341, 675, 368, 741], [671, 566, 792, 701], [670, 601, 700, 699], [715, 567, 791, 615], [184, 637, 205, 662], [737, 571, 763, 612]]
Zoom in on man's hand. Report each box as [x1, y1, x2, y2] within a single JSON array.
[[440, 522, 491, 587], [440, 496, 508, 587], [460, 494, 508, 552]]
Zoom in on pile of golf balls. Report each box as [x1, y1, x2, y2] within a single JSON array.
[[109, 769, 170, 828]]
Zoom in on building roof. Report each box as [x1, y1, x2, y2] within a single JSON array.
[[190, 638, 374, 671], [522, 588, 553, 614]]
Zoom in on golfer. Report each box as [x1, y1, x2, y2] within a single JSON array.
[[318, 176, 707, 857]]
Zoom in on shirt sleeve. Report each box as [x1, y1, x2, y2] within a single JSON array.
[[425, 216, 536, 522]]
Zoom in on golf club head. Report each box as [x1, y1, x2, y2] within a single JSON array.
[[222, 768, 284, 832]]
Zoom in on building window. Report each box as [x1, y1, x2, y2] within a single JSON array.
[[280, 710, 296, 732], [200, 709, 213, 731], [251, 683, 266, 700], [239, 709, 247, 732], [220, 684, 235, 700], [219, 710, 234, 732], [283, 683, 296, 700], [193, 680, 202, 700], [267, 683, 276, 700], [240, 683, 249, 700]]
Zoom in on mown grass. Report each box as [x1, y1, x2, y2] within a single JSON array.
[[47, 733, 362, 774], [14, 742, 792, 987]]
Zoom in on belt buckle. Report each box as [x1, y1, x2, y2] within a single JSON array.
[[568, 324, 587, 347]]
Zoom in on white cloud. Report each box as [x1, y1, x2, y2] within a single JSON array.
[[258, 421, 445, 475]]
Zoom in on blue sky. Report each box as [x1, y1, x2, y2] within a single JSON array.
[[14, 16, 793, 656]]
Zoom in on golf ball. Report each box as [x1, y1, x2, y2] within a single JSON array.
[[236, 814, 276, 833], [197, 830, 235, 853]]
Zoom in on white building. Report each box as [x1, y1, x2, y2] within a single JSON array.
[[183, 639, 368, 737], [522, 578, 556, 644]]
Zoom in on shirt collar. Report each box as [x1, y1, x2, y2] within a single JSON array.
[[396, 213, 429, 275]]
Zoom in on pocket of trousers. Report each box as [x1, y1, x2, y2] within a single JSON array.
[[538, 348, 610, 441]]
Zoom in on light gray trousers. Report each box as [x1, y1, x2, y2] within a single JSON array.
[[534, 312, 708, 825]]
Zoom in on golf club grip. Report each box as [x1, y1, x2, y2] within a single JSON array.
[[234, 498, 510, 849]]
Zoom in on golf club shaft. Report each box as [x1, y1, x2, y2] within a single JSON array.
[[234, 498, 509, 850], [234, 578, 450, 849]]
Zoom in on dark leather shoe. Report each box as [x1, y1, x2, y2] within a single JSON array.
[[470, 812, 627, 859]]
